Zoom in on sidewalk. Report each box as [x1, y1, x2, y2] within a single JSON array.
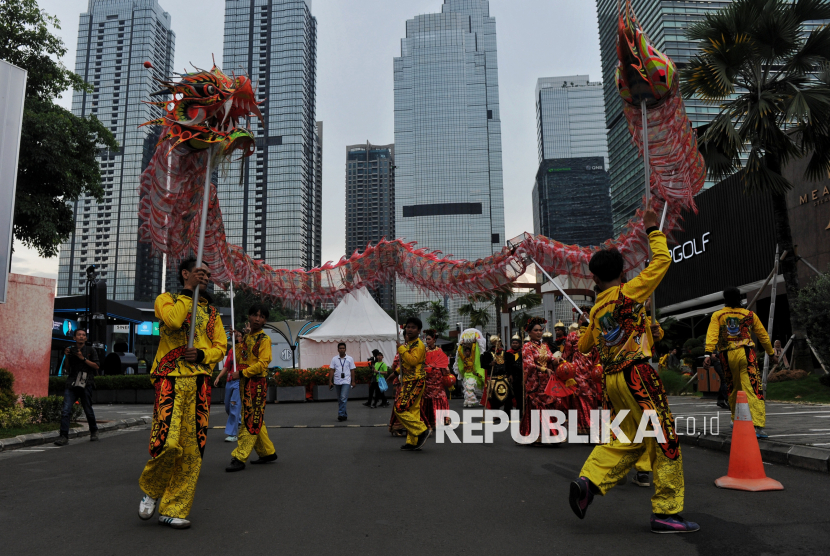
[[669, 395, 830, 473]]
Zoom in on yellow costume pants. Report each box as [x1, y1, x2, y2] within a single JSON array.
[[139, 377, 203, 519], [394, 387, 427, 445], [726, 349, 765, 427], [232, 426, 275, 462], [580, 372, 684, 515]]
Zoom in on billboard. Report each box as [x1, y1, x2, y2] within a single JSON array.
[[0, 60, 28, 303]]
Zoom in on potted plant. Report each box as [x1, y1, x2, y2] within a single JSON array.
[[272, 368, 305, 402]]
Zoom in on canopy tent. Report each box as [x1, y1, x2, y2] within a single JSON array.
[[298, 287, 399, 369]]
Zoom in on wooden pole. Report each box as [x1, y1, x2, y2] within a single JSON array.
[[187, 145, 216, 348], [762, 245, 780, 396], [229, 278, 237, 377]]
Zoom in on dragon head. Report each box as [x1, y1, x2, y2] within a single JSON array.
[[615, 0, 676, 106], [141, 63, 263, 157]]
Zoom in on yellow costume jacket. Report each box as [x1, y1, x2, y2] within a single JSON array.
[[578, 230, 670, 373], [236, 330, 271, 435], [704, 307, 774, 356], [397, 339, 426, 382], [152, 290, 227, 377]]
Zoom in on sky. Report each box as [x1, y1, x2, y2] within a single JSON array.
[[12, 0, 603, 281]]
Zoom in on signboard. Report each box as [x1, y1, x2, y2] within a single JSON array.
[[136, 322, 153, 336], [0, 61, 28, 303], [113, 324, 130, 333], [52, 319, 79, 340]]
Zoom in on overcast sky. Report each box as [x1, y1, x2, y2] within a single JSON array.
[[12, 0, 603, 280]]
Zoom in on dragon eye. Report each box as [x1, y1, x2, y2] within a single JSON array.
[[205, 85, 215, 95]]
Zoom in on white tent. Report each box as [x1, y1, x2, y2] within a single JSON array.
[[298, 287, 399, 368]]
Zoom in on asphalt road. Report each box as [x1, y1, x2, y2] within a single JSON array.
[[2, 398, 829, 556]]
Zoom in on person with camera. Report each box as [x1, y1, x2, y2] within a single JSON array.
[[54, 329, 100, 446]]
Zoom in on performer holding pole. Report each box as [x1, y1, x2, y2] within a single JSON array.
[[568, 201, 698, 534], [386, 317, 430, 451]]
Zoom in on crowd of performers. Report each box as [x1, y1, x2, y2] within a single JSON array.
[[134, 204, 783, 534]]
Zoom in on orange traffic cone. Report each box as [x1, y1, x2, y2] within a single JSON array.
[[714, 391, 783, 491]]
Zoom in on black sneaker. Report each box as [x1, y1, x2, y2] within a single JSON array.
[[250, 453, 278, 465], [225, 458, 246, 472], [380, 402, 390, 407], [650, 513, 700, 533], [337, 416, 346, 422], [414, 429, 431, 450], [400, 443, 416, 451], [53, 436, 69, 447], [633, 472, 650, 487], [569, 477, 595, 519], [362, 402, 371, 407], [716, 400, 730, 410], [89, 432, 99, 442]]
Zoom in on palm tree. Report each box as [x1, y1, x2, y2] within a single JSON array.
[[464, 285, 543, 337], [458, 301, 491, 331], [681, 0, 830, 372]]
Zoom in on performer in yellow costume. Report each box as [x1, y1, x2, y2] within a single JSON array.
[[704, 287, 776, 438], [138, 258, 227, 529], [569, 202, 699, 534], [227, 304, 277, 471], [387, 317, 430, 451]]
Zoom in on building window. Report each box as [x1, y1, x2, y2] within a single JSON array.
[[491, 233, 500, 244], [487, 110, 493, 119]]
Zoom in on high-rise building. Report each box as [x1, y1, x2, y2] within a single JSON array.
[[57, 0, 175, 301], [536, 76, 608, 168], [345, 143, 395, 311], [596, 0, 734, 234], [533, 75, 612, 246], [312, 121, 323, 268], [394, 0, 505, 319], [533, 157, 613, 246], [221, 0, 319, 271]]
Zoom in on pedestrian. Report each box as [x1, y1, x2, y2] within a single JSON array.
[[364, 350, 388, 408], [214, 330, 243, 442], [54, 328, 100, 446], [773, 339, 789, 369], [386, 317, 430, 451], [226, 304, 278, 471], [569, 201, 698, 534], [328, 342, 356, 421], [137, 257, 227, 529], [704, 287, 777, 438]]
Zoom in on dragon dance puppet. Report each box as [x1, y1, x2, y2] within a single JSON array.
[[137, 0, 704, 308]]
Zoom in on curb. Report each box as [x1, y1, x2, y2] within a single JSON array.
[[0, 417, 152, 452], [687, 433, 830, 474]]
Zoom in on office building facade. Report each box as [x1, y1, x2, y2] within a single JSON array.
[[221, 0, 319, 271], [57, 0, 175, 300], [394, 0, 505, 318], [345, 143, 395, 311], [536, 75, 608, 168]]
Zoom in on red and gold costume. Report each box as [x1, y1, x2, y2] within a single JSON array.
[[231, 330, 276, 462], [705, 307, 774, 427], [577, 229, 684, 516], [520, 338, 560, 440], [563, 327, 600, 434], [421, 347, 450, 430], [139, 290, 227, 519]]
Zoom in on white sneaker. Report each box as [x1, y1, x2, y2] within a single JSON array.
[[138, 494, 157, 520], [158, 515, 191, 529], [224, 435, 237, 442]]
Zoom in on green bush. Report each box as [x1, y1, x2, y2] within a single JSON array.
[[0, 407, 34, 429], [22, 395, 80, 423], [0, 368, 16, 410], [659, 368, 685, 396], [792, 269, 830, 372], [820, 374, 830, 388], [50, 375, 155, 391]]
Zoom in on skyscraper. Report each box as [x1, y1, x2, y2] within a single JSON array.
[[596, 0, 733, 233], [312, 121, 323, 268], [394, 0, 505, 317], [533, 75, 612, 246], [221, 0, 319, 271], [536, 76, 608, 167], [57, 0, 175, 300], [345, 142, 395, 311]]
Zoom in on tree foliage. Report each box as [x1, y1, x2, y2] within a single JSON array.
[[791, 268, 830, 372], [213, 286, 294, 326], [427, 300, 449, 335], [458, 301, 491, 331], [0, 0, 117, 257]]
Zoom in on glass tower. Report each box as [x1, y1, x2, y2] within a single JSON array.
[[57, 0, 175, 301], [394, 0, 505, 320], [596, 0, 734, 234], [221, 0, 319, 271], [536, 75, 608, 168], [345, 143, 395, 311], [533, 75, 612, 247]]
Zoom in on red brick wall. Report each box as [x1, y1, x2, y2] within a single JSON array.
[[0, 274, 55, 397]]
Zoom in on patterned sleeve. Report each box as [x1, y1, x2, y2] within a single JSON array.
[[155, 292, 191, 330], [242, 333, 271, 378], [202, 308, 227, 366], [704, 312, 720, 354], [621, 231, 671, 302]]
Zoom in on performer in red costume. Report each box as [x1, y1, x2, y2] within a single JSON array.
[[520, 317, 561, 443], [421, 330, 450, 430]]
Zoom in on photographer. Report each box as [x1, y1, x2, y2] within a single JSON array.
[[54, 329, 100, 446]]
